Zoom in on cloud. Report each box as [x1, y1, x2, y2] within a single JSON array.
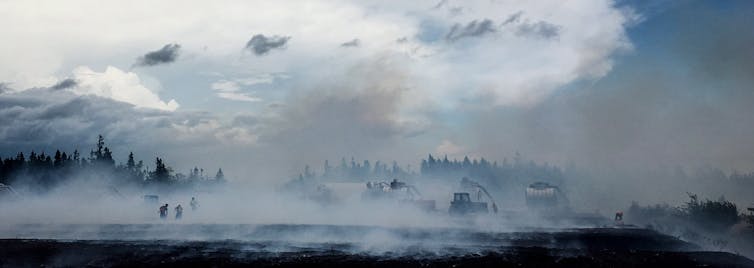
[[0, 88, 261, 174], [0, 0, 639, 180], [0, 88, 165, 151], [70, 66, 179, 111], [501, 11, 524, 26], [464, 1, 754, 175], [514, 21, 561, 39], [445, 19, 496, 41], [210, 80, 240, 92], [0, 82, 10, 93], [50, 78, 77, 90], [435, 139, 466, 157], [433, 0, 449, 9], [340, 39, 361, 47], [211, 79, 262, 102], [245, 34, 291, 56], [217, 92, 262, 102], [134, 43, 181, 67]]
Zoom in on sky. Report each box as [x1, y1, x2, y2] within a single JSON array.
[[1, 0, 753, 182]]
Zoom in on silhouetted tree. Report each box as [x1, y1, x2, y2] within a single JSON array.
[[150, 157, 171, 183], [215, 168, 225, 182]]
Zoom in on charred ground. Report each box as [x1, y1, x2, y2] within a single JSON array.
[[1, 226, 752, 267]]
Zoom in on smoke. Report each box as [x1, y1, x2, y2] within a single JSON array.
[[2, 3, 754, 259], [461, 0, 754, 209]]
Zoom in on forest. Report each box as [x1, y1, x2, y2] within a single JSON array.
[[0, 135, 225, 193]]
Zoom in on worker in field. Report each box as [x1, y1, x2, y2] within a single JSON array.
[[159, 204, 169, 219], [615, 210, 623, 223], [175, 204, 183, 219], [190, 197, 199, 211]]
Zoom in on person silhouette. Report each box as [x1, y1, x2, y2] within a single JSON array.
[[175, 204, 183, 219], [159, 204, 169, 219], [190, 197, 199, 211]]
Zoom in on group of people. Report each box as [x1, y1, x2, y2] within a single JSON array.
[[159, 197, 199, 220]]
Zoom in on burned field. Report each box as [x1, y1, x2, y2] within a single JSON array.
[[1, 224, 752, 267]]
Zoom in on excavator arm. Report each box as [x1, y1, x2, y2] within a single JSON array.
[[460, 177, 498, 213], [476, 185, 498, 213]]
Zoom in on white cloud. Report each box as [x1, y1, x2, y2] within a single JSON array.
[[70, 66, 179, 111], [217, 92, 262, 102], [435, 139, 466, 157], [0, 0, 633, 109], [0, 0, 637, 173], [211, 79, 262, 102], [211, 80, 241, 92]]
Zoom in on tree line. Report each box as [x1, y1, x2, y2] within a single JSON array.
[[0, 135, 225, 192], [286, 152, 565, 196]]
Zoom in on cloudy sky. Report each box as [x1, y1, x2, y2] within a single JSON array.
[[1, 0, 753, 181]]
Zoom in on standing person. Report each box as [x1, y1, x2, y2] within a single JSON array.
[[190, 197, 199, 211], [615, 210, 624, 224], [175, 204, 183, 220], [159, 204, 169, 219]]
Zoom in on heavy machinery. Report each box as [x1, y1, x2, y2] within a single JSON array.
[[525, 182, 568, 210], [143, 195, 159, 204], [448, 177, 498, 216], [362, 179, 436, 211], [449, 192, 489, 216]]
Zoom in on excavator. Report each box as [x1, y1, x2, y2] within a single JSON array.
[[449, 177, 498, 216], [362, 179, 436, 211]]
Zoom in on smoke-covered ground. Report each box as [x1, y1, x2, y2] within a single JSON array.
[[1, 225, 752, 267], [1, 179, 753, 267]]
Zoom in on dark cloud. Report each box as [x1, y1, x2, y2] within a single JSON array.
[[50, 78, 77, 90], [498, 12, 560, 40], [448, 7, 464, 16], [245, 34, 291, 56], [0, 88, 247, 171], [501, 11, 523, 26], [340, 39, 360, 47], [432, 0, 448, 9], [0, 82, 10, 93], [514, 21, 561, 39], [135, 43, 181, 67], [445, 19, 496, 42]]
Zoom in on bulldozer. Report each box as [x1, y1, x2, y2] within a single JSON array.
[[448, 177, 498, 216]]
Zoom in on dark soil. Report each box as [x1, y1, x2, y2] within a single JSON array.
[[0, 226, 752, 267]]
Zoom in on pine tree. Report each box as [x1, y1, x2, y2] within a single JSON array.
[[150, 157, 171, 183], [215, 168, 225, 182], [126, 152, 136, 170], [53, 150, 63, 167]]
